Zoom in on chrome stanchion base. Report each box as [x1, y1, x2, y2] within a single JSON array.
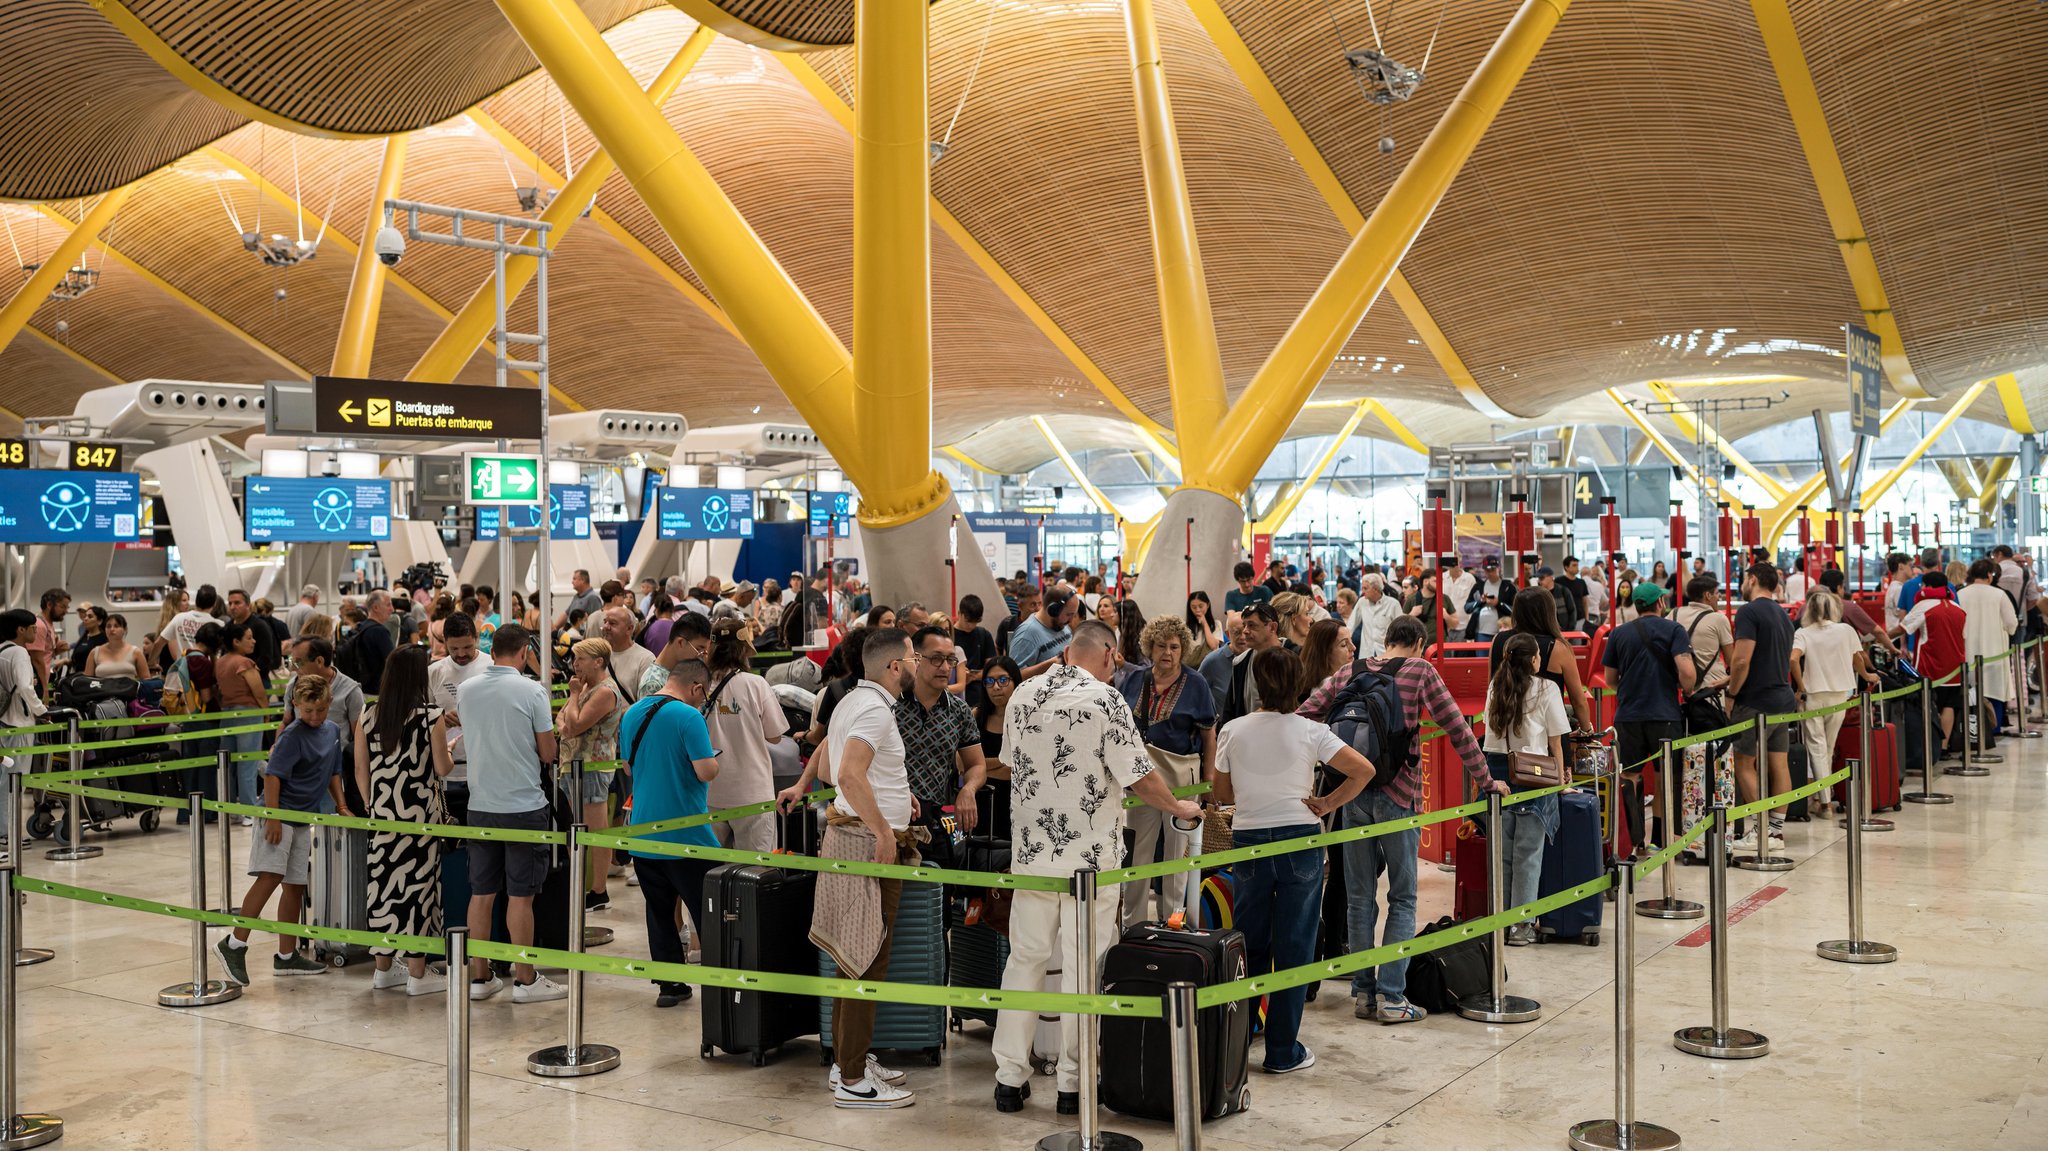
[[1634, 897, 1705, 920], [1815, 939, 1898, 965], [1456, 991, 1540, 1023], [12, 948, 52, 967], [1838, 816, 1895, 832], [526, 1042, 621, 1077], [1973, 752, 2004, 764], [157, 979, 242, 1007], [1732, 853, 1794, 872], [1568, 1118, 1682, 1151], [2012, 729, 2041, 740], [1673, 1025, 1770, 1059], [0, 1113, 63, 1149], [1903, 789, 1954, 804], [1942, 764, 1991, 777], [1037, 1131, 1143, 1151], [583, 926, 614, 949], [42, 846, 100, 862]]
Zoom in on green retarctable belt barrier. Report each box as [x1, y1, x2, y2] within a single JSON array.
[[33, 780, 569, 845], [30, 755, 216, 783], [16, 876, 443, 956], [1728, 765, 1849, 824], [15, 721, 275, 758]]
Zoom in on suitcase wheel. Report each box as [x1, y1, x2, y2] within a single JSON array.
[[700, 1044, 711, 1060], [925, 1046, 941, 1067], [1581, 932, 1599, 947], [329, 951, 350, 968], [1237, 1085, 1252, 1112], [752, 1050, 767, 1068], [139, 809, 160, 833], [25, 810, 53, 841]]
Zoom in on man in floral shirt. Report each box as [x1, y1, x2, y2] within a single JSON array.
[[989, 620, 1201, 1115]]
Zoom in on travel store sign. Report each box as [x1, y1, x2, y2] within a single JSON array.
[[312, 376, 544, 441]]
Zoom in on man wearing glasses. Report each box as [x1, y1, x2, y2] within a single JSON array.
[[895, 627, 987, 834], [1221, 602, 1286, 723]]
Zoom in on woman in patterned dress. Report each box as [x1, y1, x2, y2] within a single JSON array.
[[353, 645, 454, 996]]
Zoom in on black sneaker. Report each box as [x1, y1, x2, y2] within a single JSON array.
[[654, 982, 692, 1008], [1057, 1091, 1080, 1115], [994, 1082, 1031, 1112], [585, 891, 610, 913]]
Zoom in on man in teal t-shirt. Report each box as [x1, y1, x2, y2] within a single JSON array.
[[618, 658, 720, 1007]]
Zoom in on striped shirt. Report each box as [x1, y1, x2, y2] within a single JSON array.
[[1295, 656, 1489, 812]]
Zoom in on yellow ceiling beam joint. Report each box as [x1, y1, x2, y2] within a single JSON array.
[[413, 26, 719, 383], [2, 188, 133, 360], [1607, 389, 1703, 487], [1644, 381, 1790, 501], [1851, 381, 1988, 513], [1031, 415, 1131, 522], [1361, 398, 1426, 455], [331, 134, 410, 377], [772, 53, 1169, 439], [31, 199, 311, 380], [1200, 0, 1573, 494], [1977, 457, 2015, 520], [1749, 0, 1927, 399], [1756, 396, 1918, 543], [1254, 400, 1370, 533], [940, 445, 1005, 476], [1933, 459, 1978, 504], [1182, 0, 1516, 422], [1122, 0, 1229, 464], [1994, 372, 2035, 435]]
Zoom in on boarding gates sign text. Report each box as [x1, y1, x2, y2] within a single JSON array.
[[313, 376, 545, 441]]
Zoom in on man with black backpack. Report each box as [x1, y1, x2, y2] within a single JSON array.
[[1296, 615, 1503, 1024]]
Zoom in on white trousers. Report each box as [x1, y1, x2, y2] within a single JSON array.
[[714, 811, 776, 855], [992, 887, 1119, 1092], [1119, 806, 1197, 931]]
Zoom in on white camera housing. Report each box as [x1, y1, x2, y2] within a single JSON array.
[[373, 225, 405, 267]]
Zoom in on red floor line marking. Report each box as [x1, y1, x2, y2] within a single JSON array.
[[1676, 885, 1788, 947]]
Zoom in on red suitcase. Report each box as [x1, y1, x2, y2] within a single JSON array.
[[1834, 719, 1903, 813], [1453, 822, 1490, 922]]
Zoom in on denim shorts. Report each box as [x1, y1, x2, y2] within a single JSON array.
[[559, 769, 615, 807]]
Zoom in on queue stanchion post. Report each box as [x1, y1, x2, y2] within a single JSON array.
[[1567, 864, 1681, 1151], [1457, 790, 1540, 1023], [6, 775, 51, 967], [0, 858, 61, 1149], [1734, 713, 1791, 872], [2011, 635, 2038, 738], [1673, 804, 1768, 1059], [45, 713, 100, 862], [1816, 758, 1898, 965], [1946, 667, 1987, 777], [527, 819, 621, 1077], [2036, 640, 2048, 725], [1971, 655, 2003, 764], [1839, 692, 1893, 832], [158, 792, 241, 1007], [447, 927, 470, 1151], [568, 762, 614, 950], [1166, 980, 1201, 1151], [215, 748, 237, 913], [1037, 868, 1140, 1151], [1635, 739, 1702, 919], [1904, 673, 1953, 803]]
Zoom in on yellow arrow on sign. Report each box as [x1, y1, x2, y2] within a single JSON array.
[[337, 400, 361, 423]]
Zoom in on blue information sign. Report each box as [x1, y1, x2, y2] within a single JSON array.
[[1847, 322, 1882, 439], [655, 487, 755, 540], [0, 470, 142, 543], [475, 484, 591, 541], [243, 476, 393, 543], [809, 492, 851, 538]]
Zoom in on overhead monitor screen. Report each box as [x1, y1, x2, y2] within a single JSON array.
[[809, 492, 851, 538], [0, 470, 143, 543], [475, 484, 592, 541], [243, 476, 393, 543], [655, 487, 755, 540]]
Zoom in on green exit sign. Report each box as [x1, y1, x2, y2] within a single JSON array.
[[464, 453, 543, 505], [2030, 475, 2048, 496]]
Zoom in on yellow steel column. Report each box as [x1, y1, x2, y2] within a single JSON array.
[[331, 134, 410, 377], [0, 186, 132, 357], [410, 26, 715, 383], [1253, 401, 1369, 533], [851, 0, 939, 520], [1124, 0, 1228, 466], [1854, 379, 1992, 510], [1197, 0, 1571, 493], [490, 0, 857, 464]]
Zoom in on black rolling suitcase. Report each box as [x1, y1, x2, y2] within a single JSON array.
[[1100, 924, 1252, 1121], [700, 863, 819, 1065]]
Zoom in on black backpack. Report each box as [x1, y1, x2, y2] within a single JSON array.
[[1326, 657, 1414, 790], [333, 627, 369, 685], [1405, 915, 1494, 1011]]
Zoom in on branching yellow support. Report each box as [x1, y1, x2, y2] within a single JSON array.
[[1, 188, 132, 359], [331, 134, 409, 377], [1644, 381, 1789, 501], [1032, 416, 1131, 522], [1254, 401, 1370, 533]]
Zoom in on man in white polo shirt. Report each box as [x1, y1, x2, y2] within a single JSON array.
[[808, 628, 920, 1110]]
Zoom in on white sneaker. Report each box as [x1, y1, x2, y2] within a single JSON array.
[[468, 976, 505, 1001], [407, 971, 449, 997], [371, 965, 406, 990], [608, 864, 628, 878], [626, 871, 640, 887], [829, 1054, 908, 1088], [512, 974, 568, 1003], [1768, 832, 1787, 851], [238, 816, 254, 827], [832, 1076, 915, 1109]]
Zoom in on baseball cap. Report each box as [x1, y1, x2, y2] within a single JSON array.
[[1631, 582, 1667, 608], [1482, 556, 1500, 569]]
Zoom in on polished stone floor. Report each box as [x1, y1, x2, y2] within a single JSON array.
[[7, 740, 2045, 1151]]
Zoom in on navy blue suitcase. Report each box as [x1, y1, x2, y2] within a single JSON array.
[[1536, 791, 1604, 946]]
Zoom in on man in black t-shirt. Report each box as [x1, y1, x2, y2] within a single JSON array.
[[1559, 557, 1591, 632], [1602, 583, 1696, 848], [952, 595, 997, 710], [995, 584, 1038, 657], [1726, 563, 1797, 847]]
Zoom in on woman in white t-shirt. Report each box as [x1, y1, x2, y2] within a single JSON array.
[[701, 620, 787, 853], [1482, 633, 1571, 946], [1790, 591, 1876, 818], [1214, 648, 1374, 1075]]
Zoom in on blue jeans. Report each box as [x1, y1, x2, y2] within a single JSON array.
[[224, 728, 265, 807], [1485, 752, 1556, 911], [1230, 825, 1322, 1069], [1340, 790, 1420, 1002]]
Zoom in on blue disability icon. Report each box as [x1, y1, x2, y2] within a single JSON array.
[[701, 494, 730, 533], [40, 481, 89, 533], [312, 487, 354, 533], [548, 491, 562, 531]]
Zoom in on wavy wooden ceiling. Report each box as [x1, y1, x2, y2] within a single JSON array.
[[0, 0, 2041, 467]]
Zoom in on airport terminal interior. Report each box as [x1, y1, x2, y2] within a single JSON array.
[[0, 0, 2044, 1148]]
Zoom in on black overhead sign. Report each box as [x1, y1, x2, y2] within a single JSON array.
[[312, 376, 543, 442]]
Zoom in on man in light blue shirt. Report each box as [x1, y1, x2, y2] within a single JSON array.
[[1007, 588, 1076, 676], [454, 623, 565, 1005]]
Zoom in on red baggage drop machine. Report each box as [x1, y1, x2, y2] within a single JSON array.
[[1599, 497, 1622, 621], [1422, 498, 1454, 652], [1505, 492, 1537, 589]]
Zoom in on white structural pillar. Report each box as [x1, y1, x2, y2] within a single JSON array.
[[862, 489, 1004, 617], [137, 440, 247, 593], [1132, 487, 1244, 629]]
